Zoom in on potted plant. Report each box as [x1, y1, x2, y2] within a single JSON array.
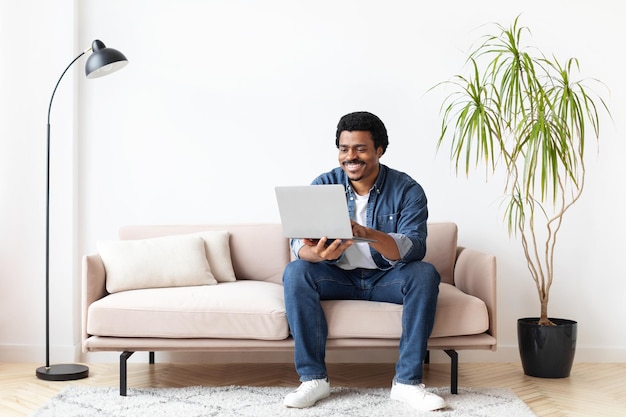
[[434, 17, 610, 377]]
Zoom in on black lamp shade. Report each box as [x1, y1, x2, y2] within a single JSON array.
[[85, 40, 128, 79]]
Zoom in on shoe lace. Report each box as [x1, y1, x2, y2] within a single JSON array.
[[396, 382, 429, 398], [414, 383, 428, 398], [296, 380, 320, 394]]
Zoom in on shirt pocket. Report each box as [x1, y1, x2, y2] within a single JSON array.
[[376, 212, 399, 233]]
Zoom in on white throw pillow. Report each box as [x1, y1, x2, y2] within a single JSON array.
[[98, 234, 217, 293], [192, 231, 237, 282]]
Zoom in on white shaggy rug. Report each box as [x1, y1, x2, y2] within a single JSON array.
[[30, 385, 537, 417]]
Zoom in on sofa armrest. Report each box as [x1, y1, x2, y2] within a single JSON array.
[[81, 253, 108, 350], [454, 247, 497, 345]]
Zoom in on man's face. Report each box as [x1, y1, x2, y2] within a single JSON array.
[[337, 130, 382, 186]]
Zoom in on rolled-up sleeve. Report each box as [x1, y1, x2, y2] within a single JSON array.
[[388, 232, 414, 262], [290, 238, 305, 259]]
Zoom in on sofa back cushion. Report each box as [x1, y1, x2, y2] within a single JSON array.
[[117, 222, 457, 286], [119, 224, 290, 285], [423, 222, 458, 285]]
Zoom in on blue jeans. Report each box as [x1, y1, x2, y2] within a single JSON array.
[[282, 260, 440, 385]]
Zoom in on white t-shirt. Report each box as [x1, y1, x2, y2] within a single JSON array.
[[337, 192, 378, 270]]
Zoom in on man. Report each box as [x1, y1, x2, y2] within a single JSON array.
[[282, 111, 446, 412]]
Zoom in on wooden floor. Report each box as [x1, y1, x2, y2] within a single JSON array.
[[1, 362, 625, 416]]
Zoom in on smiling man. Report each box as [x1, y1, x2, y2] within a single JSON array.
[[282, 111, 446, 412]]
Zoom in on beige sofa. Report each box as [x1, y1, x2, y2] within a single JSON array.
[[82, 222, 496, 396]]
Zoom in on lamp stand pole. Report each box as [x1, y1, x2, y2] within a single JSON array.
[[36, 51, 90, 381]]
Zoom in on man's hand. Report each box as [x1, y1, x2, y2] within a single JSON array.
[[350, 221, 401, 261], [350, 221, 369, 240], [299, 237, 353, 262]]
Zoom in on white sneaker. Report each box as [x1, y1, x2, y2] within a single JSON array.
[[390, 382, 447, 411], [284, 378, 331, 408]]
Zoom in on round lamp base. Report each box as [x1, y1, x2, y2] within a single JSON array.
[[36, 364, 89, 381]]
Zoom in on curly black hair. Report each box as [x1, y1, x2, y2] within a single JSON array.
[[335, 111, 389, 154]]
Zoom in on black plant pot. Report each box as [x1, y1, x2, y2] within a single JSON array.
[[517, 317, 577, 378]]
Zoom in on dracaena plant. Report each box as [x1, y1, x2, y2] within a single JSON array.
[[435, 17, 611, 325]]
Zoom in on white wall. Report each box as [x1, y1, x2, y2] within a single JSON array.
[[0, 0, 79, 362], [1, 0, 625, 365]]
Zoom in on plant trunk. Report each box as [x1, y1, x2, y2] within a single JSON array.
[[538, 299, 554, 325]]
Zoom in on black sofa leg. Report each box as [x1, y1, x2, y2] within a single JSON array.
[[149, 351, 155, 364], [444, 349, 458, 394], [120, 351, 135, 396]]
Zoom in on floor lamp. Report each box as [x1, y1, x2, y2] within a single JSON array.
[[36, 40, 128, 381]]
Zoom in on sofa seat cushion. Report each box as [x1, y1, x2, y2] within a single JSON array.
[[323, 283, 488, 339], [87, 281, 288, 340]]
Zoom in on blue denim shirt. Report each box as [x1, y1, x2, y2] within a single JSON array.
[[291, 164, 429, 270]]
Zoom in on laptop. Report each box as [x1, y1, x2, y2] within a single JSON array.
[[274, 184, 375, 242]]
